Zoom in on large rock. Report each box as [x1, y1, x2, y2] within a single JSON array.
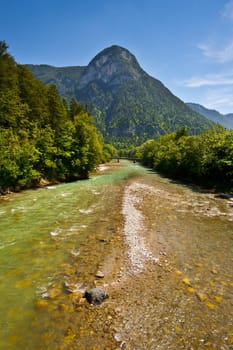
[[84, 288, 109, 305]]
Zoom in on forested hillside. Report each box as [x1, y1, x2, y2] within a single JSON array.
[[28, 45, 215, 147], [0, 41, 113, 193], [27, 64, 85, 100], [187, 103, 233, 129], [137, 126, 233, 191]]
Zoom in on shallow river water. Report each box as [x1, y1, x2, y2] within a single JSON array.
[[0, 161, 232, 349]]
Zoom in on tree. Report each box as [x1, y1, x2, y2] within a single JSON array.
[[69, 97, 83, 119], [0, 40, 9, 57], [0, 41, 106, 191], [139, 126, 233, 191], [47, 84, 68, 130]]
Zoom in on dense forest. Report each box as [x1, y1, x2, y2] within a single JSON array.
[[137, 126, 233, 191], [0, 41, 116, 192]]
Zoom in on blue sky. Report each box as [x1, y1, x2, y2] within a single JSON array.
[[1, 0, 233, 114]]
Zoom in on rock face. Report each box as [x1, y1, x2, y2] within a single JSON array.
[[84, 288, 109, 305], [77, 45, 143, 90]]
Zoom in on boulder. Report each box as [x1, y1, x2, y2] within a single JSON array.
[[84, 288, 109, 305]]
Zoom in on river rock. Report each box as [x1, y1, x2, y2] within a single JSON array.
[[84, 288, 109, 305], [64, 281, 86, 293], [95, 270, 105, 278]]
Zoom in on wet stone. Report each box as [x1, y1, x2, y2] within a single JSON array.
[[85, 288, 109, 305]]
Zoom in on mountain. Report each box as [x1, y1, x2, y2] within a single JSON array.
[[27, 64, 85, 99], [28, 45, 214, 145], [187, 103, 233, 129]]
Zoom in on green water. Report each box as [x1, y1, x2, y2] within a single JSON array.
[[0, 161, 142, 349]]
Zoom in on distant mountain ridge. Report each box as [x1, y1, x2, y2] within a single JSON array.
[[187, 103, 233, 129], [28, 45, 214, 145]]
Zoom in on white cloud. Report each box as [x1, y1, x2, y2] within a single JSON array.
[[183, 1, 233, 113], [222, 0, 233, 21], [183, 71, 233, 88], [203, 87, 233, 112], [196, 1, 233, 63], [197, 41, 233, 63]]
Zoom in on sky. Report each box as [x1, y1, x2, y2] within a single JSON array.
[[1, 0, 233, 114]]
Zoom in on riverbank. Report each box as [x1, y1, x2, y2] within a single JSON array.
[[0, 160, 232, 349], [93, 164, 233, 349], [0, 163, 110, 201], [93, 177, 176, 349], [96, 179, 171, 349]]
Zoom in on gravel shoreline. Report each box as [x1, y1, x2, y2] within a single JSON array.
[[122, 182, 159, 274], [101, 180, 164, 349]]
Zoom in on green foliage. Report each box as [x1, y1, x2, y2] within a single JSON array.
[[67, 112, 103, 178], [0, 128, 40, 189], [0, 41, 105, 192], [69, 97, 83, 119], [0, 41, 9, 57], [138, 126, 233, 191], [102, 144, 118, 162]]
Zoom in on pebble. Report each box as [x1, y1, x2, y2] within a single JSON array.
[[182, 277, 191, 286], [114, 333, 122, 342], [96, 270, 105, 278], [196, 292, 207, 302]]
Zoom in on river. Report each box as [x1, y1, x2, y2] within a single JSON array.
[[0, 160, 232, 349]]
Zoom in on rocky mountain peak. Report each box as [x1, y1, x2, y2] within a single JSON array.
[[90, 45, 137, 66], [77, 45, 144, 90]]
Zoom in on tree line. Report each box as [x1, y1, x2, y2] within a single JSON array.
[[0, 41, 116, 192], [137, 126, 233, 191]]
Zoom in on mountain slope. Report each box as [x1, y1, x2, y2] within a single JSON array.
[[187, 103, 233, 129], [28, 46, 214, 145], [27, 64, 85, 100]]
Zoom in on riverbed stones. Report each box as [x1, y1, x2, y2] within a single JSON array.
[[84, 288, 109, 305], [95, 270, 105, 278]]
